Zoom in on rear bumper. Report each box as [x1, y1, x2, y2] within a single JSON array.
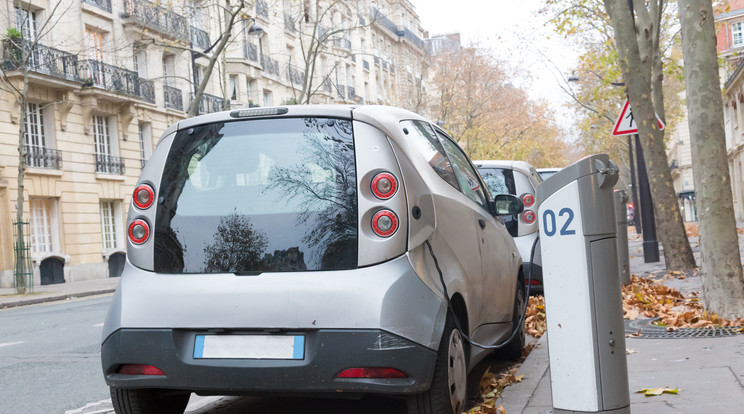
[[102, 328, 436, 395]]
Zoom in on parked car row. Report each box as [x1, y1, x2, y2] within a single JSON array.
[[102, 105, 532, 414]]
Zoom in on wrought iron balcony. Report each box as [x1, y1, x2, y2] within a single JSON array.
[[122, 0, 189, 43], [285, 15, 297, 33], [257, 0, 269, 19], [190, 27, 210, 51], [2, 40, 79, 82], [260, 54, 280, 77], [371, 7, 399, 37], [193, 92, 229, 114], [25, 145, 62, 170], [79, 59, 155, 103], [363, 60, 370, 70], [288, 67, 305, 86], [244, 43, 258, 62], [402, 27, 424, 49], [96, 154, 125, 175], [164, 85, 183, 111], [82, 0, 111, 13]]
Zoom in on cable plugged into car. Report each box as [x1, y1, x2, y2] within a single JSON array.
[[425, 236, 537, 350]]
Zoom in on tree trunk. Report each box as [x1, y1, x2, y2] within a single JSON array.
[[15, 67, 30, 294], [604, 0, 696, 271], [678, 0, 744, 318]]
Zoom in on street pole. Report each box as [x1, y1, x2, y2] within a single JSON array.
[[634, 134, 660, 263], [628, 135, 642, 234]]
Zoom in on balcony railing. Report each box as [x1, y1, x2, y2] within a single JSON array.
[[371, 7, 399, 37], [288, 67, 305, 86], [82, 0, 112, 13], [190, 27, 210, 51], [257, 0, 269, 19], [244, 43, 258, 62], [402, 27, 424, 49], [285, 15, 296, 33], [363, 60, 370, 70], [260, 54, 280, 77], [122, 0, 189, 43], [79, 59, 155, 103], [193, 92, 229, 114], [164, 85, 183, 111], [2, 40, 79, 82], [96, 154, 125, 175], [25, 145, 62, 170]]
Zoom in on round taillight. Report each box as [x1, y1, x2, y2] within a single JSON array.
[[133, 184, 155, 209], [372, 210, 399, 237], [371, 172, 398, 199], [128, 219, 150, 244], [521, 193, 535, 208], [523, 210, 536, 224]]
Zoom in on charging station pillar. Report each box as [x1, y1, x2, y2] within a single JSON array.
[[615, 190, 631, 285], [536, 154, 630, 414]]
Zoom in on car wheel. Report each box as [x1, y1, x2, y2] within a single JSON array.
[[407, 313, 467, 414], [110, 387, 190, 414], [500, 279, 526, 360]]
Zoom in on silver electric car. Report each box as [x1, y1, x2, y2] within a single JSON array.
[[475, 160, 543, 292], [101, 105, 525, 414]]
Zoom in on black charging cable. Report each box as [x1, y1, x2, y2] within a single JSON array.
[[424, 234, 539, 350]]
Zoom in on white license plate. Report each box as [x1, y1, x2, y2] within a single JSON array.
[[193, 335, 305, 360]]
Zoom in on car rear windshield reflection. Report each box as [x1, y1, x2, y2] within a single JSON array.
[[154, 117, 358, 273]]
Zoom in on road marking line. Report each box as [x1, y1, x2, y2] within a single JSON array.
[[0, 341, 24, 348]]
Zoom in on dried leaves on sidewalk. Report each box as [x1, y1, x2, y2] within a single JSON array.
[[622, 276, 744, 328], [525, 295, 546, 338], [637, 387, 679, 396], [466, 367, 521, 414]]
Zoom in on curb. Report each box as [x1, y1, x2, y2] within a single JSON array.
[[0, 289, 116, 310], [500, 334, 550, 414]]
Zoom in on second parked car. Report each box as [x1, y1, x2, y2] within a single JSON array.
[[475, 160, 543, 292]]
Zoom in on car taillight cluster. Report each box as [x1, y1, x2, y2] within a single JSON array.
[[370, 172, 399, 238], [521, 193, 536, 224], [129, 184, 154, 245]]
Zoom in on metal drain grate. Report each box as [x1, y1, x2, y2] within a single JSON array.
[[625, 318, 744, 339]]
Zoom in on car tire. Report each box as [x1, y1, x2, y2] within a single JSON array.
[[110, 387, 190, 414], [499, 279, 526, 360], [407, 313, 467, 414]]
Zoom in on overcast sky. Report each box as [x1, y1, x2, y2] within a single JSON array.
[[410, 0, 582, 133]]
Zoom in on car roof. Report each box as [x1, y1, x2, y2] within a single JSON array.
[[473, 160, 537, 176], [163, 104, 430, 143]]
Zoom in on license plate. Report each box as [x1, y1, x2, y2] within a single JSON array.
[[193, 334, 305, 360]]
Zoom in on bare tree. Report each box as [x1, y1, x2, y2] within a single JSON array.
[[603, 0, 696, 271], [0, 1, 71, 293], [678, 0, 744, 318]]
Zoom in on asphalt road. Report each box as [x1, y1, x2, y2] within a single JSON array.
[[0, 295, 513, 414], [0, 295, 112, 414]]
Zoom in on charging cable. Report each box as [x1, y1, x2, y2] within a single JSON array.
[[424, 234, 539, 350]]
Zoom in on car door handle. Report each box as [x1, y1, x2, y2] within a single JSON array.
[[478, 218, 486, 229]]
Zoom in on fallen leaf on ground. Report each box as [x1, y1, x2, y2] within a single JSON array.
[[637, 387, 679, 396], [626, 348, 637, 355]]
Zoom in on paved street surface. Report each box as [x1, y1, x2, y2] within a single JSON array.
[[0, 296, 112, 414]]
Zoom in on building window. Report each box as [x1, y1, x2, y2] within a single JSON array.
[[30, 198, 57, 255], [138, 122, 152, 168], [100, 200, 120, 250], [94, 115, 123, 174], [24, 103, 60, 169], [229, 74, 239, 100], [734, 22, 743, 47], [15, 6, 38, 40], [263, 89, 273, 106], [162, 54, 175, 87], [133, 47, 147, 78]]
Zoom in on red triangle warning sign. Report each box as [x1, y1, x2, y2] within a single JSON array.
[[612, 99, 665, 136]]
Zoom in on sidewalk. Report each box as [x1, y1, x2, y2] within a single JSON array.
[[499, 235, 744, 413], [0, 277, 119, 309]]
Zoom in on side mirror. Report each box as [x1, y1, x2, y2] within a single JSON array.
[[492, 194, 524, 216]]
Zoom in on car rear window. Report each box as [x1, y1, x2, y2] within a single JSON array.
[[154, 117, 358, 273], [478, 167, 518, 236]]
